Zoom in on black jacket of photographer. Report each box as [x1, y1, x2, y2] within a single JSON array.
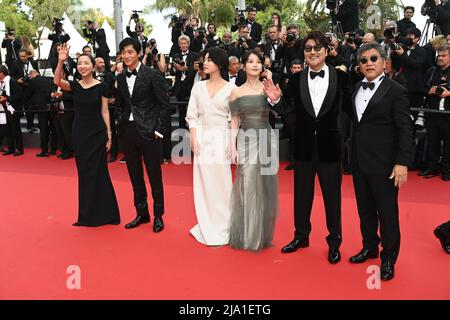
[[170, 51, 197, 101], [9, 60, 39, 81], [48, 32, 71, 51], [83, 27, 110, 57], [425, 66, 450, 111], [126, 26, 148, 50], [436, 0, 450, 36], [276, 38, 304, 76], [395, 44, 427, 96], [335, 0, 360, 34], [227, 38, 258, 60], [264, 40, 283, 72], [1, 37, 22, 68], [396, 18, 416, 37], [231, 19, 262, 44], [25, 75, 54, 111]]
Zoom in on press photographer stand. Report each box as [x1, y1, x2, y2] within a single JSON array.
[[420, 18, 442, 46]]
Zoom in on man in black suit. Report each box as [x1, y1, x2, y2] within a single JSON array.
[[126, 18, 148, 54], [396, 6, 416, 37], [280, 31, 352, 265], [170, 35, 196, 129], [116, 38, 171, 233], [231, 7, 262, 44], [334, 0, 359, 34], [224, 56, 246, 86], [264, 25, 282, 74], [0, 65, 24, 156], [227, 25, 257, 61], [2, 29, 22, 70], [25, 70, 55, 157], [435, 0, 450, 36], [349, 43, 415, 281], [83, 21, 111, 71]]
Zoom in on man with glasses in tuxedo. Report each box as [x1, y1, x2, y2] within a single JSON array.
[[348, 43, 415, 280], [280, 31, 352, 265]]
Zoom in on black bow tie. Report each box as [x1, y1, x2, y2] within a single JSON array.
[[181, 52, 188, 56], [310, 70, 324, 79], [361, 82, 375, 90], [229, 75, 237, 79], [126, 69, 138, 78]]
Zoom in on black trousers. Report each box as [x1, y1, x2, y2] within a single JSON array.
[[162, 114, 172, 160], [293, 141, 342, 249], [56, 111, 74, 155], [426, 114, 450, 172], [121, 122, 164, 217], [5, 111, 23, 152], [37, 112, 57, 152], [108, 107, 118, 157], [352, 167, 401, 263]]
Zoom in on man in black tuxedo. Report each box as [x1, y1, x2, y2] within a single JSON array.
[[116, 38, 171, 233], [227, 25, 258, 61], [349, 43, 415, 281], [0, 65, 24, 156], [83, 21, 111, 71], [170, 35, 196, 129], [281, 31, 352, 264], [25, 70, 55, 157], [231, 7, 262, 44], [224, 56, 246, 86]]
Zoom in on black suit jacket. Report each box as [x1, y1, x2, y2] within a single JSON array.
[[224, 70, 246, 87], [116, 64, 171, 140], [231, 20, 262, 43], [287, 66, 352, 162], [126, 26, 148, 50], [10, 60, 39, 80], [396, 18, 416, 37], [2, 77, 24, 112], [397, 46, 427, 95], [436, 1, 450, 36], [25, 76, 54, 111], [1, 38, 22, 67], [335, 0, 359, 33], [83, 28, 110, 56], [170, 52, 196, 100], [350, 77, 415, 175]]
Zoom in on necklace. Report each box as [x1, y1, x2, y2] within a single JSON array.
[[247, 80, 261, 92]]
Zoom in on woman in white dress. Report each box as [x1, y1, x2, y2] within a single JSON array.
[[186, 47, 236, 246]]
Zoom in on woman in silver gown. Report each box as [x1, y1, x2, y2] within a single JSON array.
[[228, 50, 282, 251]]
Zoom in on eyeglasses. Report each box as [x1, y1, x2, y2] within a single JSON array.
[[304, 45, 324, 53], [359, 55, 379, 64]]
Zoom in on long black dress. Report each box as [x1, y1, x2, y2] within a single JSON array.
[[70, 80, 120, 226]]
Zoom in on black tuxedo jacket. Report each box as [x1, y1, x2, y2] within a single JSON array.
[[10, 60, 39, 80], [83, 28, 110, 56], [116, 64, 171, 140], [25, 76, 54, 111], [171, 51, 196, 100], [224, 70, 246, 87], [231, 20, 262, 43], [2, 77, 24, 112], [1, 38, 22, 66], [350, 77, 415, 175], [287, 66, 352, 162]]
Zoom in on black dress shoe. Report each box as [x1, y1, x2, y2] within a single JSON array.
[[380, 261, 395, 281], [349, 248, 379, 264], [125, 215, 151, 229], [36, 151, 49, 157], [418, 168, 439, 177], [281, 238, 309, 253], [328, 248, 341, 264], [434, 226, 450, 254], [3, 150, 15, 156], [153, 217, 164, 233], [61, 153, 74, 160], [13, 150, 24, 157]]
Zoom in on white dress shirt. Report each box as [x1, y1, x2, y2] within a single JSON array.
[[307, 65, 329, 117], [228, 73, 237, 85], [355, 73, 385, 122]]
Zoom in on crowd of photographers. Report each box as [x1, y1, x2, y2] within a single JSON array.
[[1, 1, 450, 181]]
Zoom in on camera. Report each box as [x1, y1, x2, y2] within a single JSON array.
[[6, 28, 16, 37], [172, 15, 187, 30], [52, 17, 64, 27], [235, 7, 246, 24], [414, 111, 426, 129], [346, 31, 356, 45], [131, 10, 142, 22], [238, 37, 247, 45], [435, 86, 445, 96], [152, 48, 158, 55], [286, 32, 296, 43], [149, 38, 156, 47], [325, 32, 335, 50], [197, 28, 206, 40], [421, 0, 438, 19], [173, 57, 185, 67], [326, 0, 339, 11], [389, 42, 402, 51]]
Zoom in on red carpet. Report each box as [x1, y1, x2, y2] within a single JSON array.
[[0, 149, 449, 300]]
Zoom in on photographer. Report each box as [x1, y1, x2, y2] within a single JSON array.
[[435, 0, 450, 36], [392, 28, 427, 111], [127, 12, 148, 55], [326, 33, 351, 68], [333, 0, 360, 34], [264, 25, 282, 73], [142, 39, 167, 75], [83, 20, 111, 71], [170, 35, 196, 129], [276, 23, 303, 78], [227, 25, 257, 60], [231, 7, 262, 44], [25, 70, 56, 157], [420, 45, 450, 181], [396, 6, 416, 37], [48, 18, 70, 50], [2, 28, 22, 70], [190, 27, 209, 53], [169, 14, 188, 57]]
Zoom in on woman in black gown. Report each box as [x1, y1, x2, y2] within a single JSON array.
[[54, 43, 120, 226]]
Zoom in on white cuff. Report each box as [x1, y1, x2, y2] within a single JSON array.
[[267, 96, 281, 106], [155, 131, 163, 138]]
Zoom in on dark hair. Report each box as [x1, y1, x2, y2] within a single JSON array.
[[406, 27, 421, 38], [239, 24, 249, 32], [119, 37, 142, 54], [202, 47, 228, 71], [0, 65, 9, 76], [290, 59, 303, 67], [286, 23, 299, 31], [247, 7, 257, 13], [241, 49, 264, 66], [357, 43, 387, 62], [77, 53, 95, 66], [19, 48, 29, 55], [404, 6, 415, 13], [191, 17, 199, 24], [271, 12, 282, 31], [302, 30, 329, 50], [82, 45, 92, 52]]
